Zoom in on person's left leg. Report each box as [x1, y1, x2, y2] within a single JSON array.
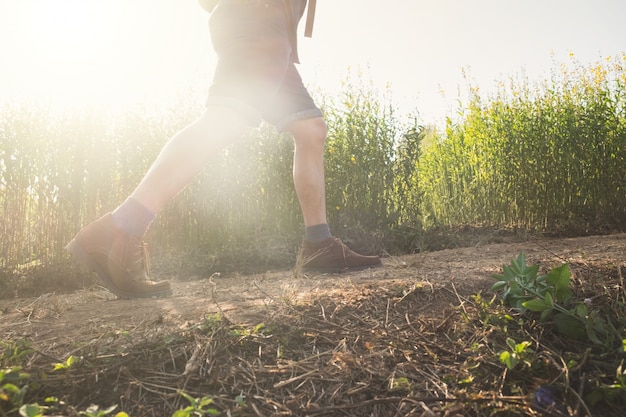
[[288, 116, 328, 228], [287, 117, 382, 273]]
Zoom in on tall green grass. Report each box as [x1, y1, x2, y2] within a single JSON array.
[[419, 54, 626, 232], [0, 79, 410, 282], [1, 55, 625, 289]]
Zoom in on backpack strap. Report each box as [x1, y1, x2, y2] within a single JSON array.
[[304, 0, 316, 37]]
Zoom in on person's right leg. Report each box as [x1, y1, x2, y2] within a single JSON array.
[[65, 107, 249, 299], [131, 107, 248, 214], [66, 0, 293, 298]]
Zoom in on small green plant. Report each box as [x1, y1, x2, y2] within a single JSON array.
[[172, 391, 219, 417], [491, 252, 572, 311], [390, 376, 412, 391], [18, 403, 47, 417], [585, 359, 626, 406], [234, 393, 246, 408], [52, 355, 79, 371], [492, 252, 614, 345], [0, 367, 30, 414], [78, 404, 126, 417], [18, 397, 61, 417], [1, 340, 34, 367], [499, 337, 534, 370]]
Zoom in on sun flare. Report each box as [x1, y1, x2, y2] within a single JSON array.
[[1, 0, 212, 110], [4, 1, 124, 106]]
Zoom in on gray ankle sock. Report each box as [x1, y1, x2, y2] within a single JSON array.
[[111, 198, 155, 237], [305, 223, 331, 242]]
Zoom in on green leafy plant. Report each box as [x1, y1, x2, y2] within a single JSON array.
[[1, 340, 34, 367], [0, 367, 30, 414], [18, 403, 47, 417], [172, 391, 219, 417], [499, 338, 533, 370], [18, 397, 61, 417], [491, 252, 572, 312], [492, 252, 614, 345], [78, 404, 126, 417], [52, 355, 79, 371], [586, 359, 626, 406]]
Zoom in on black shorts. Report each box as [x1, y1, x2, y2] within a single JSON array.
[[206, 0, 322, 131]]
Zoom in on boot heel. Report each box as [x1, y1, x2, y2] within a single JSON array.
[[65, 239, 95, 273]]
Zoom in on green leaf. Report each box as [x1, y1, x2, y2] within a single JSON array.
[[575, 303, 589, 319], [53, 355, 79, 371], [506, 337, 516, 351], [555, 287, 573, 304], [499, 351, 516, 369], [198, 397, 214, 407], [490, 281, 508, 291], [501, 265, 517, 281], [546, 264, 571, 289], [511, 254, 525, 274], [492, 273, 506, 282], [19, 404, 44, 417], [515, 341, 532, 354], [177, 390, 196, 406], [525, 264, 540, 280], [585, 325, 602, 345], [544, 291, 554, 307], [540, 308, 554, 321], [522, 299, 550, 312], [553, 313, 586, 339]]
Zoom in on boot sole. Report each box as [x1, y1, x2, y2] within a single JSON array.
[[65, 239, 173, 299]]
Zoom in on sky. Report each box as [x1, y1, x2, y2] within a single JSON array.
[[1, 0, 625, 126]]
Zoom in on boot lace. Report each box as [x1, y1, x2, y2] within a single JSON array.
[[126, 241, 152, 282]]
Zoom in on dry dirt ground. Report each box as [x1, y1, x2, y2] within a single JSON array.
[[2, 233, 625, 355]]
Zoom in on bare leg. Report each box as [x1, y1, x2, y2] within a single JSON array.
[[131, 107, 248, 214], [289, 117, 328, 227]]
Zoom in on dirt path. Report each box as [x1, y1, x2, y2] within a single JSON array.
[[2, 233, 625, 357]]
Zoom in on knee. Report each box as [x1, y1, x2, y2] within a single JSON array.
[[291, 117, 327, 149]]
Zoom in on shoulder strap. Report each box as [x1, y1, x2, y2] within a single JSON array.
[[304, 0, 316, 37]]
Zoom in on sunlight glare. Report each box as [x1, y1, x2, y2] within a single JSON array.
[[7, 1, 125, 107], [2, 0, 212, 111]]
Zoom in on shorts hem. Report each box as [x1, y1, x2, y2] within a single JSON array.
[[275, 109, 323, 132], [205, 96, 263, 127]]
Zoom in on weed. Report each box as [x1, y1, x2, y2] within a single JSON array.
[[492, 252, 616, 346], [0, 367, 30, 414], [1, 340, 33, 367], [499, 337, 533, 370], [78, 404, 124, 417], [52, 355, 79, 371], [172, 391, 219, 417]]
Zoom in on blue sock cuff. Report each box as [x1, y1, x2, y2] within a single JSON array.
[[305, 223, 331, 242], [111, 198, 155, 237]]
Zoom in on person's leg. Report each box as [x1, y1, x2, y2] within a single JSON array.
[[262, 60, 381, 272], [65, 107, 249, 299], [287, 117, 382, 273], [131, 107, 248, 214], [288, 116, 328, 228], [67, 0, 294, 298]]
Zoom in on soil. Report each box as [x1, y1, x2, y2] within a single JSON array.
[[2, 233, 625, 357]]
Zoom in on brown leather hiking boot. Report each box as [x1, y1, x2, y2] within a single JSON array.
[[299, 237, 382, 273], [65, 214, 172, 299]]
